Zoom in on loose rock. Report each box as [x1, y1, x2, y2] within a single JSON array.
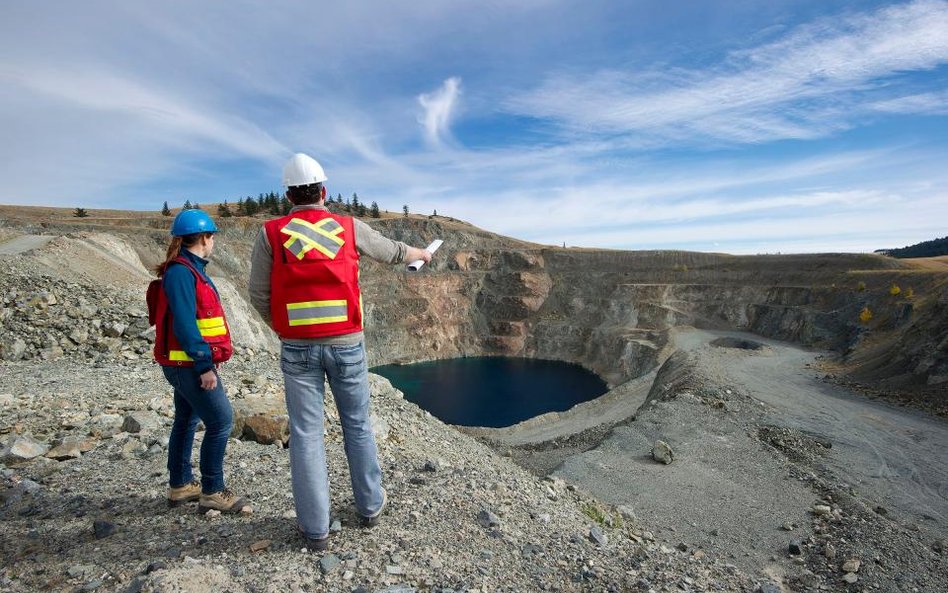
[[652, 440, 674, 464]]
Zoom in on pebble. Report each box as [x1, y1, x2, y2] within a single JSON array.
[[812, 504, 832, 516], [788, 540, 802, 555], [589, 527, 608, 546], [93, 519, 116, 540], [842, 558, 861, 573], [651, 440, 674, 465], [476, 509, 500, 528], [843, 572, 858, 584], [249, 539, 272, 553], [204, 509, 222, 519], [318, 554, 341, 574]]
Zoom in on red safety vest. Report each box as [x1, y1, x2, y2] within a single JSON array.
[[152, 257, 233, 366], [264, 209, 363, 339]]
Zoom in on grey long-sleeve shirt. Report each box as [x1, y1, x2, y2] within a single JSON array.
[[248, 204, 409, 345]]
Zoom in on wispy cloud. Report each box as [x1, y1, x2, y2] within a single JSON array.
[[506, 0, 948, 144], [870, 90, 948, 115], [418, 77, 462, 147]]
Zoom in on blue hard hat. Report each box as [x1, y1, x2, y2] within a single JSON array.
[[170, 209, 218, 236]]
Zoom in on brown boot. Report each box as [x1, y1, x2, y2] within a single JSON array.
[[167, 480, 201, 507], [198, 489, 250, 514]]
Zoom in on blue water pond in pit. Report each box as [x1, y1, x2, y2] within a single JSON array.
[[371, 357, 608, 428]]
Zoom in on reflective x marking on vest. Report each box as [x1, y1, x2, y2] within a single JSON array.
[[286, 299, 348, 326], [196, 316, 227, 337], [280, 217, 345, 260]]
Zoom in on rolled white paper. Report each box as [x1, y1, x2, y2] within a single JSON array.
[[407, 239, 443, 271]]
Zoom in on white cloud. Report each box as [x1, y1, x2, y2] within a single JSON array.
[[418, 77, 462, 147], [870, 90, 948, 115], [506, 0, 948, 144]]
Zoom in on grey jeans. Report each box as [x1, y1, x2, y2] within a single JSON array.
[[281, 341, 384, 539]]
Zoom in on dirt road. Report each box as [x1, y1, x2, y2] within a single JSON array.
[[702, 329, 948, 537], [0, 234, 53, 255]]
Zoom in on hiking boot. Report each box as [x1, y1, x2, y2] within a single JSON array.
[[167, 480, 201, 507], [198, 489, 249, 514], [296, 525, 330, 551], [360, 487, 387, 527]]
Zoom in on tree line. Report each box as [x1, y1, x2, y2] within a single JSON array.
[[876, 236, 948, 258], [160, 192, 386, 219]]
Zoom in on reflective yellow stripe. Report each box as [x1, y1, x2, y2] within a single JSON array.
[[282, 232, 338, 260], [169, 350, 193, 362], [280, 217, 345, 260], [293, 217, 345, 242], [287, 299, 348, 326], [196, 317, 227, 337]]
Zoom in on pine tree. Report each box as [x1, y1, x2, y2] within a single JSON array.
[[193, 202, 201, 210], [370, 201, 380, 218], [280, 196, 292, 215], [244, 197, 260, 216], [402, 205, 409, 217], [345, 196, 351, 213], [183, 199, 192, 210], [161, 201, 172, 216], [218, 200, 233, 218], [73, 207, 89, 218], [236, 197, 245, 216], [352, 193, 360, 211]]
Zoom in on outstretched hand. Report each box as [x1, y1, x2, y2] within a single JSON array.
[[407, 246, 432, 264]]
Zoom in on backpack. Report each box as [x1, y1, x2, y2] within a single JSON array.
[[146, 277, 162, 327], [146, 258, 201, 326]]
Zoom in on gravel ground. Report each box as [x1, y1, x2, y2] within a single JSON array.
[[1, 356, 763, 593]]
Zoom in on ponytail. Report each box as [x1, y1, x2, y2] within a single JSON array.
[[154, 236, 184, 276]]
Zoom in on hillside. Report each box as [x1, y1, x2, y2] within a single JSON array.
[[1, 204, 947, 593]]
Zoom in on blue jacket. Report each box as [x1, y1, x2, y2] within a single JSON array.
[[162, 249, 221, 374]]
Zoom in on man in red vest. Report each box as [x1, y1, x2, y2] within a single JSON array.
[[249, 153, 431, 550]]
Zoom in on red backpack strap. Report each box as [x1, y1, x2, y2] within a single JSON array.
[[166, 256, 209, 284]]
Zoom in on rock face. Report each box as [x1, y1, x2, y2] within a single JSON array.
[[3, 217, 945, 408]]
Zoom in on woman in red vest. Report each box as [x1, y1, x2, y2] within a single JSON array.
[[153, 209, 248, 513]]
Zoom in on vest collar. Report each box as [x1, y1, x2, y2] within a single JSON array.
[[179, 248, 209, 271]]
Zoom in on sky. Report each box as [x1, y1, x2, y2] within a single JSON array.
[[1, 0, 947, 254]]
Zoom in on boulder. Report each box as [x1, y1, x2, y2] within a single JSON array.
[[1, 435, 49, 464], [242, 414, 290, 446], [652, 440, 674, 464], [103, 322, 126, 338], [46, 437, 83, 460], [0, 338, 27, 361], [122, 411, 161, 434]]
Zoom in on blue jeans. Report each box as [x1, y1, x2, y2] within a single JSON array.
[[162, 365, 233, 494], [281, 341, 384, 539]]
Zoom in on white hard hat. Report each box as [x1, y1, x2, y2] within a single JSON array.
[[283, 153, 328, 187]]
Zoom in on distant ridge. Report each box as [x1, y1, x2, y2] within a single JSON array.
[[876, 236, 948, 258]]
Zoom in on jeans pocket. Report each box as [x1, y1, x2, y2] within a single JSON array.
[[280, 344, 310, 375], [331, 343, 365, 378]]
